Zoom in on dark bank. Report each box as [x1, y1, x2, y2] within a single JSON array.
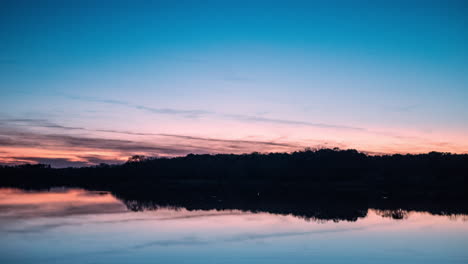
[[2, 148, 467, 221]]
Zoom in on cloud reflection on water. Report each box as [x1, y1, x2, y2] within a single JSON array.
[[1, 188, 468, 264]]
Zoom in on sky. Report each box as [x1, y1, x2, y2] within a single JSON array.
[[0, 0, 467, 167]]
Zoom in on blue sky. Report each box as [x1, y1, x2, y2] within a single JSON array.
[[0, 0, 467, 166]]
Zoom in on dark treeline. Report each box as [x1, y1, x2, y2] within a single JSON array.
[[1, 148, 468, 220]]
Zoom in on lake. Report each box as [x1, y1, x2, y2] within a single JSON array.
[[0, 188, 467, 264]]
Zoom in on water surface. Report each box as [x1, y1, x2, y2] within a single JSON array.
[[0, 188, 467, 264]]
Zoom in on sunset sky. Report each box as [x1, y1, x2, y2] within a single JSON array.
[[1, 0, 467, 167]]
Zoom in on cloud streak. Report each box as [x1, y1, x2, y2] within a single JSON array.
[[224, 114, 366, 131], [65, 95, 366, 131], [1, 118, 303, 147], [0, 119, 305, 167], [157, 134, 298, 148], [66, 95, 210, 117], [122, 225, 372, 250], [0, 130, 210, 154]]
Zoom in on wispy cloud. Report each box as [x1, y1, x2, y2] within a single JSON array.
[[2, 118, 86, 131], [120, 225, 372, 251], [131, 236, 209, 249], [157, 134, 299, 148], [1, 118, 303, 149], [0, 202, 126, 226], [0, 119, 306, 166], [0, 130, 205, 154], [224, 226, 369, 242], [66, 95, 211, 117], [1, 118, 160, 136], [2, 212, 247, 234], [64, 94, 368, 131], [225, 114, 366, 131]]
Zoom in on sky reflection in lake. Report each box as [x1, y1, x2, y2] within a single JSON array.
[[0, 188, 467, 264]]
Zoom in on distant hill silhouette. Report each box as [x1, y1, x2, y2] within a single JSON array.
[[1, 148, 467, 220]]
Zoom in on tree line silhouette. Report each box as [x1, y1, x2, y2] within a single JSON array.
[[1, 148, 467, 220]]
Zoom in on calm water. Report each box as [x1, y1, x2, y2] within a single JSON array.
[[0, 188, 467, 264]]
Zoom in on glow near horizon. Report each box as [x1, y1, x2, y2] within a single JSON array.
[[0, 1, 467, 166]]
